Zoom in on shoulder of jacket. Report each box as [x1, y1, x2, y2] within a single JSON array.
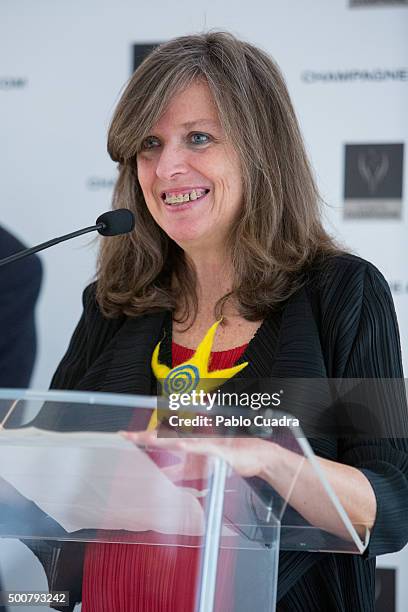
[[306, 252, 389, 296], [80, 281, 125, 332], [78, 282, 127, 366], [303, 253, 393, 344], [82, 281, 98, 311]]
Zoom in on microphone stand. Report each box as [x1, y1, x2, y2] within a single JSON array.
[[0, 223, 105, 268]]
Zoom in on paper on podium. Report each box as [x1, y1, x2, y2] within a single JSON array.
[[0, 427, 205, 535]]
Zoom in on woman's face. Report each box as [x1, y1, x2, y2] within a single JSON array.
[[136, 80, 243, 255]]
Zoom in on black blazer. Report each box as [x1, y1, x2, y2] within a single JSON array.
[[0, 225, 42, 387], [31, 254, 408, 612]]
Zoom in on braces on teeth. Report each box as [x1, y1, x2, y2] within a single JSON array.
[[164, 189, 208, 204]]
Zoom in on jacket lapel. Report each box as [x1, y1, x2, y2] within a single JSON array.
[[98, 311, 167, 395], [229, 286, 327, 384], [271, 286, 327, 379], [75, 311, 168, 395]]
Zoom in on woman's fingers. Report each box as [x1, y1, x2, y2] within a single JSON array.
[[120, 430, 156, 445], [120, 429, 186, 451], [162, 453, 212, 482], [119, 430, 266, 477]]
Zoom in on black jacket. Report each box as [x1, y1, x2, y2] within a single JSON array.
[[30, 254, 408, 612], [0, 225, 42, 387]]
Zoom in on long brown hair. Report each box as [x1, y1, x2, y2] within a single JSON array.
[[97, 31, 343, 321]]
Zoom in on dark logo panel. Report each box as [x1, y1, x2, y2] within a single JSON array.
[[344, 143, 404, 218], [132, 43, 161, 72], [375, 568, 396, 612]]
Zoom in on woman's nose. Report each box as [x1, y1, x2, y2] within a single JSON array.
[[155, 144, 189, 180]]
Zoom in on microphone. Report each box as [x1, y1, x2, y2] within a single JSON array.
[[0, 209, 135, 268], [95, 209, 135, 236]]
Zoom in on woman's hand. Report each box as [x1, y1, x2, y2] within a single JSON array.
[[121, 430, 273, 480], [121, 429, 376, 540]]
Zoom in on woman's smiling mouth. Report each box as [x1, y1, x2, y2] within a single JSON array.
[[161, 188, 211, 211]]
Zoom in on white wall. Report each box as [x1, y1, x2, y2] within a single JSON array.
[[1, 0, 407, 609]]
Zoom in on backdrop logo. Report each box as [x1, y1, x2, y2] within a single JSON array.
[[344, 143, 404, 219], [0, 77, 28, 90], [350, 0, 408, 6], [389, 280, 408, 295], [132, 43, 161, 72], [302, 68, 408, 83], [375, 568, 396, 612], [86, 177, 116, 190]]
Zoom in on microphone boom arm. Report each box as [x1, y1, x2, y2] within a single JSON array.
[[0, 223, 105, 268]]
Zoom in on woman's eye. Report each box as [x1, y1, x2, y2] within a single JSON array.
[[190, 133, 210, 145], [141, 136, 160, 150]]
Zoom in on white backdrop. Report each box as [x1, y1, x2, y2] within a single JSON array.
[[1, 0, 407, 610]]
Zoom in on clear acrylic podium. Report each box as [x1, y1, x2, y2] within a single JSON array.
[[0, 390, 369, 611]]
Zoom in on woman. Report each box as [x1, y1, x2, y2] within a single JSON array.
[[39, 32, 407, 611]]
